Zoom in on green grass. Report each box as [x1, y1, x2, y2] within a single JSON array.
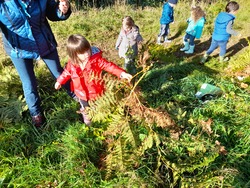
[[1, 0, 250, 187]]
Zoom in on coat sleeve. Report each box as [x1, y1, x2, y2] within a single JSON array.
[[46, 0, 72, 21], [115, 30, 123, 49], [194, 18, 205, 39], [98, 57, 125, 78], [134, 26, 143, 43], [57, 62, 72, 85]]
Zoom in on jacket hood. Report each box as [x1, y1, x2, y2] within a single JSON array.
[[90, 46, 102, 59], [216, 12, 235, 24]]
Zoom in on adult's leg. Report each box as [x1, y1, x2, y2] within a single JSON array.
[[10, 57, 41, 116], [79, 99, 91, 126], [42, 49, 75, 98]]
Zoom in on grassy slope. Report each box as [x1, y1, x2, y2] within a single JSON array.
[[0, 0, 250, 187]]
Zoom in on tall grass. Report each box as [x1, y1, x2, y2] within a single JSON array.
[[1, 0, 250, 187]]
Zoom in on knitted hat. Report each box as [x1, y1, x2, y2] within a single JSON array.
[[168, 0, 178, 5]]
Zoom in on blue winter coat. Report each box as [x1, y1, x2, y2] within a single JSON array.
[[0, 0, 71, 59], [160, 2, 174, 25], [186, 17, 205, 39], [212, 12, 235, 41]]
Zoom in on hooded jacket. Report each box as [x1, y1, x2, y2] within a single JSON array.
[[0, 0, 71, 59], [115, 25, 143, 59], [57, 47, 125, 101], [212, 12, 235, 41], [160, 2, 174, 25], [186, 17, 205, 39]]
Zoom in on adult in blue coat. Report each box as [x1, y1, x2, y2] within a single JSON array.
[[0, 0, 74, 127]]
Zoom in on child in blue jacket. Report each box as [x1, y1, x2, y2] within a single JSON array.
[[201, 1, 240, 63], [180, 6, 206, 54], [157, 0, 178, 44]]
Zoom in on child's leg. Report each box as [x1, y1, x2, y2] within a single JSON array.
[[206, 39, 219, 55], [180, 33, 190, 51], [185, 34, 195, 54], [200, 39, 219, 63], [124, 58, 136, 75], [79, 99, 91, 126], [218, 40, 229, 62], [157, 24, 167, 44], [163, 24, 171, 42]]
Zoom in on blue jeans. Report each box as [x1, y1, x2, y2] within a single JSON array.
[[184, 33, 195, 46], [11, 49, 74, 116], [158, 24, 170, 38], [206, 39, 228, 56]]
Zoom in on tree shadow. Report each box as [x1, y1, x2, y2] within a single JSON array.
[[168, 22, 187, 41], [226, 36, 250, 57], [176, 36, 250, 59]]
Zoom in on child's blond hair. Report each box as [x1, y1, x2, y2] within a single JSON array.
[[122, 16, 135, 28], [191, 6, 205, 23]]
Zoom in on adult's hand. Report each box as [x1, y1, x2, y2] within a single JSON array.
[[59, 0, 70, 15]]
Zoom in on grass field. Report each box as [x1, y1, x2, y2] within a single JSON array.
[[0, 0, 250, 187]]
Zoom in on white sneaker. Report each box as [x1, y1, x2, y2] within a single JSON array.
[[164, 39, 172, 43]]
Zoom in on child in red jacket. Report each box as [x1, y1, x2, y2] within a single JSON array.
[[55, 34, 132, 125]]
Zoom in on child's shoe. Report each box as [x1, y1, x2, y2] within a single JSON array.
[[32, 113, 45, 128], [157, 36, 162, 44], [185, 45, 195, 54], [200, 53, 208, 64], [180, 42, 189, 51], [163, 37, 172, 43], [80, 108, 92, 126], [219, 56, 229, 62]]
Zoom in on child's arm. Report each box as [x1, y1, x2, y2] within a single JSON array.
[[55, 81, 62, 90], [226, 20, 239, 36], [115, 30, 123, 49], [98, 57, 132, 82], [120, 72, 132, 82], [55, 62, 72, 90]]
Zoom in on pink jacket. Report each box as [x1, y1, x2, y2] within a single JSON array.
[[57, 47, 125, 101]]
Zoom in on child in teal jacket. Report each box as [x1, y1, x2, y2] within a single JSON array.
[[180, 6, 206, 54]]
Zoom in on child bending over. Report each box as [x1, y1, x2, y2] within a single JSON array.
[[55, 34, 132, 126]]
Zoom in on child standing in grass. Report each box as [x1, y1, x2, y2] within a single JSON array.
[[157, 0, 178, 44], [200, 1, 240, 63], [180, 6, 206, 54], [55, 34, 132, 126], [115, 16, 143, 75]]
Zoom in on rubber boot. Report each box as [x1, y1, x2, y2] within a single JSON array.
[[200, 53, 208, 64], [180, 42, 190, 51], [185, 45, 195, 54], [219, 56, 229, 62]]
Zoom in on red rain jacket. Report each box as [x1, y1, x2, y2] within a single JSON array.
[[57, 47, 125, 101]]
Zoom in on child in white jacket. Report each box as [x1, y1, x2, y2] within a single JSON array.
[[115, 16, 143, 75]]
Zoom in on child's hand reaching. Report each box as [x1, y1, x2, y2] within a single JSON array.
[[55, 82, 62, 90], [120, 72, 133, 82]]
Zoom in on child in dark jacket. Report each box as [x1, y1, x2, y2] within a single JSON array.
[[55, 34, 132, 126], [201, 1, 240, 63], [157, 0, 178, 44]]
